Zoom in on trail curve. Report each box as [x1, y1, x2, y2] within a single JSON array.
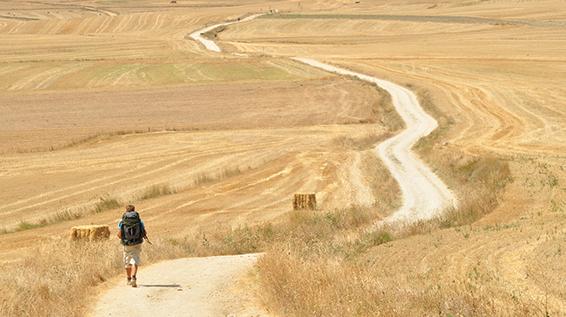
[[189, 14, 263, 53], [188, 13, 457, 223], [93, 13, 459, 317], [293, 58, 457, 223]]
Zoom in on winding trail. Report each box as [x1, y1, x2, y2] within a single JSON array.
[[189, 14, 263, 53], [293, 58, 457, 223], [93, 13, 457, 316], [190, 13, 456, 222]]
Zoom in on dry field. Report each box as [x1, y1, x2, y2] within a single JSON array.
[[0, 1, 400, 315], [0, 0, 395, 253], [1, 0, 566, 316], [219, 0, 566, 315]]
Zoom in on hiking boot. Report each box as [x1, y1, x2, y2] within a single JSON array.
[[131, 277, 137, 288], [126, 277, 132, 286]]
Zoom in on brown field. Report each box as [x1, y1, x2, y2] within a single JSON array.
[[0, 77, 380, 152], [1, 0, 566, 316], [0, 0, 394, 250], [218, 0, 566, 314]]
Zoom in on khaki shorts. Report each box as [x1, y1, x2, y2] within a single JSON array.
[[123, 244, 142, 267]]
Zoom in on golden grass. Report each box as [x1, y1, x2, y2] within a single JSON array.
[[8, 128, 187, 155], [1, 184, 175, 235], [255, 172, 535, 316], [258, 251, 544, 316], [193, 166, 245, 186], [0, 78, 518, 316], [2, 1, 563, 315], [254, 87, 522, 316], [0, 216, 275, 316], [1, 197, 119, 235], [138, 184, 177, 201], [1, 197, 120, 235], [0, 239, 187, 317], [0, 147, 523, 317], [0, 207, 379, 317], [0, 241, 121, 317]]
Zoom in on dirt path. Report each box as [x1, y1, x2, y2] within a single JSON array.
[[92, 13, 457, 316], [190, 13, 456, 222], [91, 254, 265, 317], [189, 14, 263, 53], [293, 58, 457, 223]]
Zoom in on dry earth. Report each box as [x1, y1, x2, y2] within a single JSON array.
[[91, 254, 265, 317], [1, 0, 566, 315], [0, 1, 397, 314], [218, 0, 566, 313], [0, 0, 398, 272]]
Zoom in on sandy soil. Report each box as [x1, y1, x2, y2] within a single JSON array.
[[91, 254, 266, 317]]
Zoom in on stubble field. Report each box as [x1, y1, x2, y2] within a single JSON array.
[[1, 0, 565, 316]]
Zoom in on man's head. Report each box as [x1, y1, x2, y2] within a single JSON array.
[[126, 205, 136, 212]]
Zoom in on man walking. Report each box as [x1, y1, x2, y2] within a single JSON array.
[[117, 205, 147, 288]]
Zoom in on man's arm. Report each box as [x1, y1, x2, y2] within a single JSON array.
[[117, 222, 123, 239], [141, 221, 148, 239]]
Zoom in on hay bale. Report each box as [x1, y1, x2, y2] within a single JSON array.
[[70, 225, 110, 241], [293, 193, 317, 210]]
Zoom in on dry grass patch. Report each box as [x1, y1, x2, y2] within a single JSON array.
[[0, 209, 294, 316], [193, 166, 246, 186], [411, 86, 513, 228], [1, 183, 177, 235], [0, 238, 194, 317], [259, 249, 543, 316], [1, 196, 120, 235], [138, 184, 176, 201], [256, 85, 519, 316], [1, 196, 119, 234], [0, 212, 281, 317], [256, 190, 543, 317]]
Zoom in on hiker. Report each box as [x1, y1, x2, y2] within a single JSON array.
[[117, 205, 147, 288]]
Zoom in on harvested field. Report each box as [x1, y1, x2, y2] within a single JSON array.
[[1, 0, 566, 316], [218, 0, 566, 314], [0, 123, 395, 260], [0, 0, 398, 264], [0, 77, 382, 152]]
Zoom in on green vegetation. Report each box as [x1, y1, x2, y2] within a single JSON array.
[[16, 221, 43, 231]]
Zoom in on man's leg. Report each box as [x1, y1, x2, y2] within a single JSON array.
[[130, 264, 138, 287], [125, 264, 133, 285], [131, 264, 138, 278]]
